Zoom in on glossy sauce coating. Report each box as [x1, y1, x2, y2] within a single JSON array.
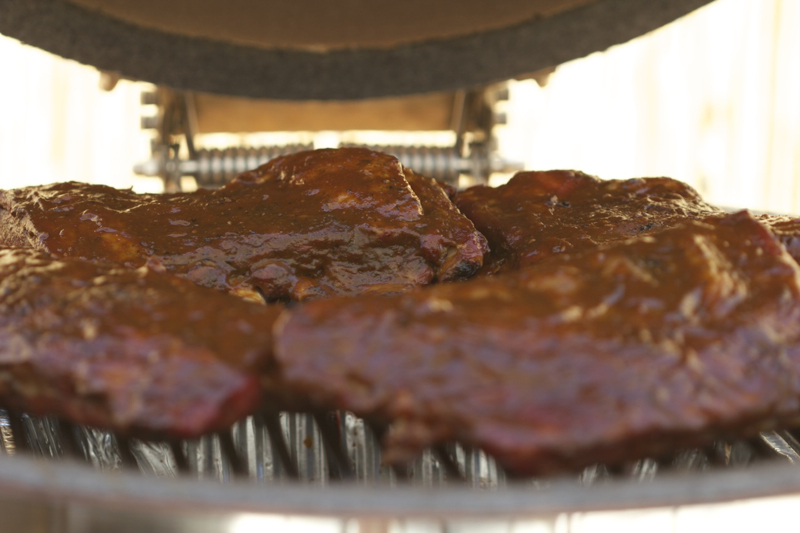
[[0, 148, 487, 301], [758, 214, 800, 264], [0, 249, 281, 439], [455, 170, 723, 273], [275, 212, 800, 475]]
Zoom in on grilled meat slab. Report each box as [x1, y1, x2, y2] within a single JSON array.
[[0, 148, 487, 302], [454, 170, 723, 274], [758, 214, 800, 264], [0, 249, 280, 439], [275, 212, 800, 475]]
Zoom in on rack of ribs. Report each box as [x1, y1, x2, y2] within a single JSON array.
[[275, 211, 800, 476], [0, 148, 487, 302], [454, 170, 800, 273], [454, 170, 725, 273], [0, 248, 281, 440], [756, 214, 800, 263]]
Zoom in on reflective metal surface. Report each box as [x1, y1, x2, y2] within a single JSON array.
[[4, 451, 800, 532], [4, 407, 800, 532]]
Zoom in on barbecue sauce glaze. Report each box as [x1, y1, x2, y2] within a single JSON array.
[[455, 170, 724, 274], [0, 248, 281, 439], [0, 148, 487, 302], [276, 212, 800, 475]]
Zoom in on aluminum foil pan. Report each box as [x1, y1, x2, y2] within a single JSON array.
[[3, 409, 800, 532]]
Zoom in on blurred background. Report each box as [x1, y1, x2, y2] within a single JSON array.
[[0, 0, 798, 212]]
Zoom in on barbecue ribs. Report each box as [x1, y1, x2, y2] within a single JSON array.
[[757, 214, 800, 264], [0, 249, 281, 439], [0, 148, 487, 301], [275, 212, 800, 475], [454, 170, 724, 273], [454, 170, 800, 272]]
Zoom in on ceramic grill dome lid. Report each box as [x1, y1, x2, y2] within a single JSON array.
[[0, 0, 713, 100]]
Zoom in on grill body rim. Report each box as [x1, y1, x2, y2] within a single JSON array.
[[0, 0, 715, 100], [1, 454, 800, 519]]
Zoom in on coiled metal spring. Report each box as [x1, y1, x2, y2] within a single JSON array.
[[188, 145, 313, 188]]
